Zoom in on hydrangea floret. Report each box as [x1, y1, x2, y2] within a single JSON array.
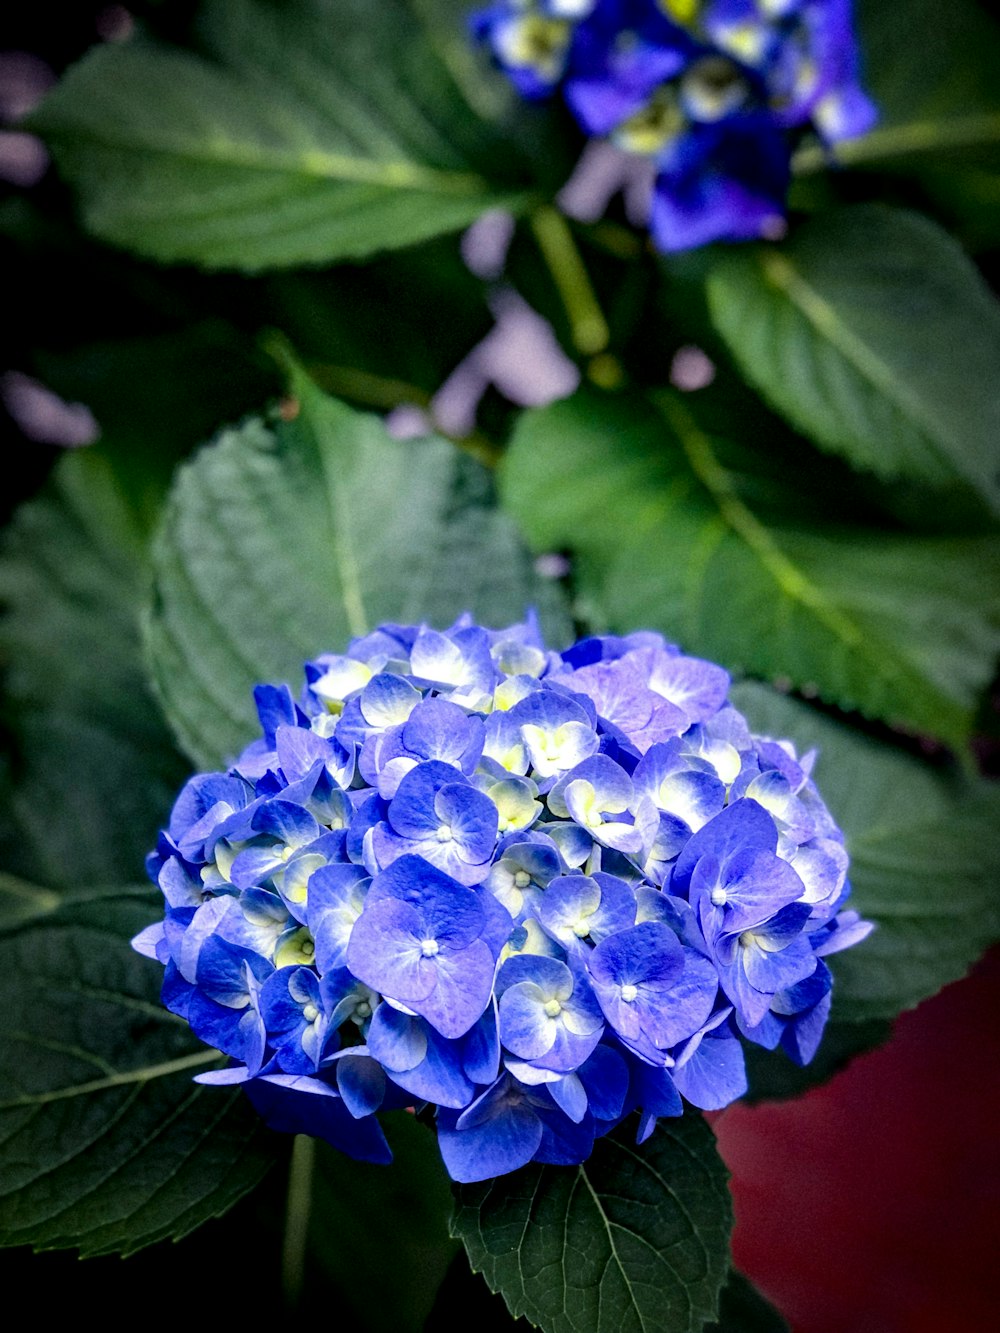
[[471, 0, 876, 250], [134, 616, 872, 1182]]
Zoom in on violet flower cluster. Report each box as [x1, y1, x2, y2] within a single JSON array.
[[134, 617, 871, 1182], [472, 0, 876, 250]]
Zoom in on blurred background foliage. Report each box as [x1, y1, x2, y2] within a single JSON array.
[[2, 2, 999, 1328]]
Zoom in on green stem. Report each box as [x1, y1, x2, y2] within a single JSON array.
[[306, 362, 433, 414], [264, 332, 502, 466], [303, 361, 502, 469], [282, 1134, 316, 1310], [587, 219, 646, 259], [529, 205, 612, 360]]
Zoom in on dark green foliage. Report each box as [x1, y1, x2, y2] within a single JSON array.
[[501, 389, 1000, 750], [0, 450, 189, 889], [707, 206, 1000, 512], [451, 1116, 732, 1333], [28, 0, 539, 268], [704, 1271, 789, 1333], [309, 1115, 459, 1333], [2, 0, 998, 1322], [0, 893, 280, 1254], [742, 1019, 891, 1103]]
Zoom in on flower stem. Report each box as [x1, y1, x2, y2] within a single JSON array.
[[282, 1134, 315, 1310], [304, 361, 502, 469], [529, 205, 623, 386]]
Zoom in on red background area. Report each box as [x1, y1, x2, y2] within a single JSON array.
[[714, 948, 1000, 1332]]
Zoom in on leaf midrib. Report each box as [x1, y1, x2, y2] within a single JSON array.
[[286, 371, 371, 639], [0, 1049, 220, 1111], [656, 393, 954, 729], [756, 247, 953, 471], [44, 121, 496, 195], [574, 1138, 706, 1332]]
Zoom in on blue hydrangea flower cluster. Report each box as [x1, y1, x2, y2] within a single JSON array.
[[472, 0, 876, 250], [134, 617, 871, 1182]]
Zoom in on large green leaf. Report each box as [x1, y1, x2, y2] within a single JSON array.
[[731, 682, 1000, 1023], [500, 388, 1000, 749], [0, 892, 279, 1255], [146, 362, 572, 770], [451, 1115, 732, 1333], [706, 206, 1000, 513], [29, 0, 538, 270], [0, 449, 189, 890]]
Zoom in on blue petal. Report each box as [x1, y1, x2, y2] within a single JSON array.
[[419, 940, 497, 1039], [533, 1100, 596, 1165], [439, 1078, 543, 1182], [347, 897, 436, 1003], [254, 683, 298, 746], [366, 856, 487, 948], [332, 1049, 387, 1118], [434, 782, 500, 862], [402, 698, 485, 771], [369, 1005, 475, 1109], [547, 1071, 588, 1123], [308, 862, 370, 972], [578, 1044, 629, 1124], [463, 1001, 501, 1085], [671, 1027, 747, 1110], [245, 1074, 392, 1164], [650, 117, 791, 252]]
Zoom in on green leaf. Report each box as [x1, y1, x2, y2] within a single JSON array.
[[29, 0, 537, 270], [307, 1116, 458, 1332], [731, 681, 1000, 1022], [0, 892, 279, 1255], [706, 206, 1000, 513], [146, 363, 572, 770], [0, 449, 189, 890], [450, 1115, 732, 1333], [705, 1271, 789, 1333], [500, 388, 1000, 749]]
